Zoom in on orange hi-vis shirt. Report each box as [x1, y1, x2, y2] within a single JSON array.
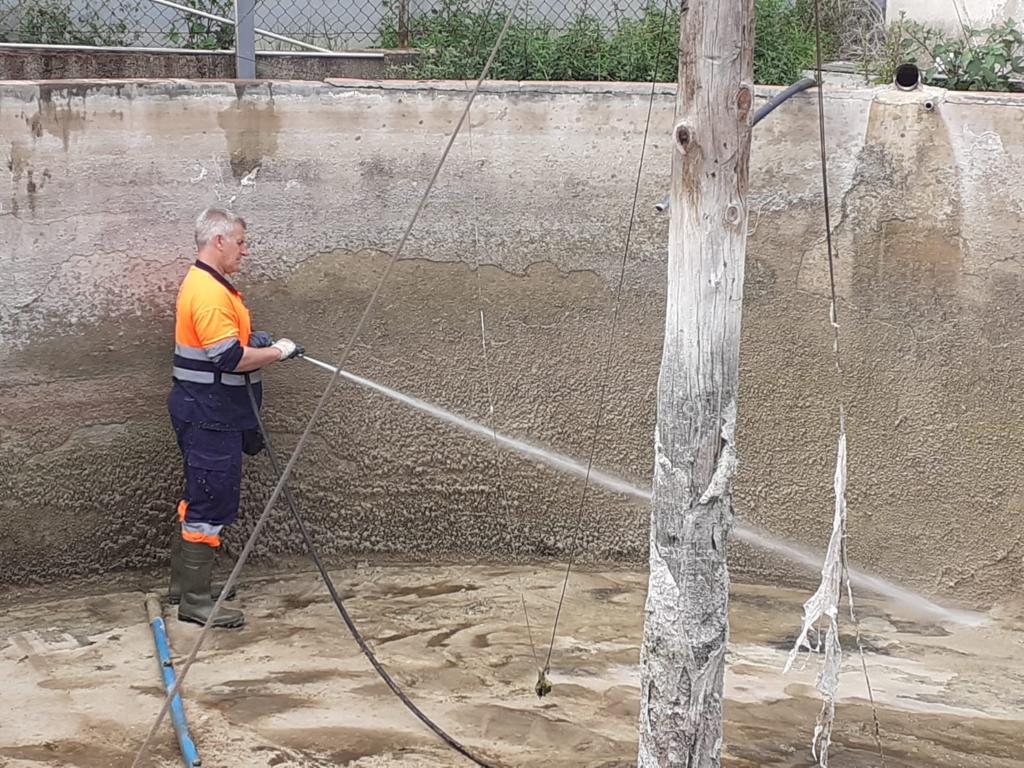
[[167, 260, 263, 430]]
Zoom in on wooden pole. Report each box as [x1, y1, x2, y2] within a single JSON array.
[[398, 0, 410, 48], [637, 0, 755, 765]]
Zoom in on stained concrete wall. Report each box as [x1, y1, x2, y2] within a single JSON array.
[[1, 79, 1022, 609], [0, 46, 418, 81]]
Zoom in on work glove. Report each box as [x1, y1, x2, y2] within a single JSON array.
[[249, 330, 273, 348], [271, 338, 304, 360]]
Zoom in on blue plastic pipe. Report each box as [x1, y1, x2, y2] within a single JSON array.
[[145, 593, 202, 767]]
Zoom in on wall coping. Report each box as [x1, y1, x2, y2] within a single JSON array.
[[2, 77, 1023, 109]]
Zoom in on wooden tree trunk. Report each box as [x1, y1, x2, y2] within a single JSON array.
[[637, 0, 755, 765], [397, 0, 410, 48]]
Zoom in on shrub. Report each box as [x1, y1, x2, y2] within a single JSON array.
[[7, 0, 133, 46], [167, 0, 234, 50], [865, 14, 1024, 91], [381, 0, 827, 84], [753, 0, 822, 85]]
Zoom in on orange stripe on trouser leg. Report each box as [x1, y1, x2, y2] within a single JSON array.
[[181, 529, 221, 548], [177, 499, 188, 523]]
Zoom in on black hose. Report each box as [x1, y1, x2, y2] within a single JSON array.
[[751, 76, 818, 127], [245, 377, 497, 768], [654, 77, 820, 211]]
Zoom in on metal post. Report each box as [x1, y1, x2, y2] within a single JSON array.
[[235, 0, 256, 79], [149, 0, 336, 53]]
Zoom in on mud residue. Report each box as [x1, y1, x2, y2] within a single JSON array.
[[216, 99, 281, 179], [30, 91, 88, 151], [7, 141, 30, 181], [204, 689, 309, 722], [4, 569, 1024, 767], [0, 739, 133, 768], [799, 96, 964, 307], [267, 726, 431, 764]]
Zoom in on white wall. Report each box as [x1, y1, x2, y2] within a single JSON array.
[[887, 0, 1023, 30]]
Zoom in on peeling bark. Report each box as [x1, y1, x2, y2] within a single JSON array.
[[637, 0, 755, 765]]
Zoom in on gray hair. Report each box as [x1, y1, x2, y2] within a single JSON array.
[[194, 206, 246, 249]]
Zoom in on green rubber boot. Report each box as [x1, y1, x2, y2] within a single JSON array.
[[168, 532, 236, 605], [177, 540, 245, 629]]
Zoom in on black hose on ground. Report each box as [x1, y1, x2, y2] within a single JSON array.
[[245, 376, 497, 768]]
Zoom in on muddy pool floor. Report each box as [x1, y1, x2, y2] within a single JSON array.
[[2, 563, 1023, 767]]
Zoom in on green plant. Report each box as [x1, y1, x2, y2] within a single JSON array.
[[12, 0, 133, 46], [168, 0, 234, 50], [753, 0, 826, 85], [920, 19, 1024, 91], [381, 0, 830, 84], [860, 11, 920, 84], [865, 16, 1024, 91], [603, 5, 679, 82]]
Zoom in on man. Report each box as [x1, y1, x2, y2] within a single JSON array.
[[167, 206, 302, 629]]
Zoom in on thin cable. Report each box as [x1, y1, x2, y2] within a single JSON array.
[[812, 1, 886, 764], [540, 0, 672, 679], [813, 60, 840, 359], [465, 98, 542, 672], [462, 0, 543, 673], [243, 380, 496, 766], [948, 0, 981, 77], [949, 0, 974, 40], [842, 533, 886, 765], [130, 5, 522, 765]]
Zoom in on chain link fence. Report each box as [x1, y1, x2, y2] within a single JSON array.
[[0, 0, 657, 50], [0, 0, 888, 87]]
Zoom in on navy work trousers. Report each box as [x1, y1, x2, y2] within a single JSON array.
[[172, 417, 243, 541]]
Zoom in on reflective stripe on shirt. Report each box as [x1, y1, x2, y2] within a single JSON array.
[[172, 367, 261, 386]]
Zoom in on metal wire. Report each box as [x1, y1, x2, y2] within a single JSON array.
[[462, 20, 545, 674], [129, 3, 521, 765], [539, 0, 672, 679], [811, 0, 886, 763], [949, 0, 975, 40]]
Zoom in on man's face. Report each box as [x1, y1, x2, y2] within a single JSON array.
[[218, 223, 248, 275]]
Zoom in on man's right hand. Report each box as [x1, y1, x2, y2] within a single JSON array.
[[271, 338, 304, 361]]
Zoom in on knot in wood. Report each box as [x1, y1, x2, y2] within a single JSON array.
[[736, 84, 753, 121], [673, 122, 693, 151], [726, 204, 741, 224]]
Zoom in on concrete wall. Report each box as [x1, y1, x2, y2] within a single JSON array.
[[2, 79, 1022, 609], [0, 46, 418, 81], [887, 0, 1022, 29]]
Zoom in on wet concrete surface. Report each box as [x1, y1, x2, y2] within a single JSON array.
[[1, 563, 1023, 767]]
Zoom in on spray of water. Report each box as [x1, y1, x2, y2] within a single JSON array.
[[302, 355, 983, 626]]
